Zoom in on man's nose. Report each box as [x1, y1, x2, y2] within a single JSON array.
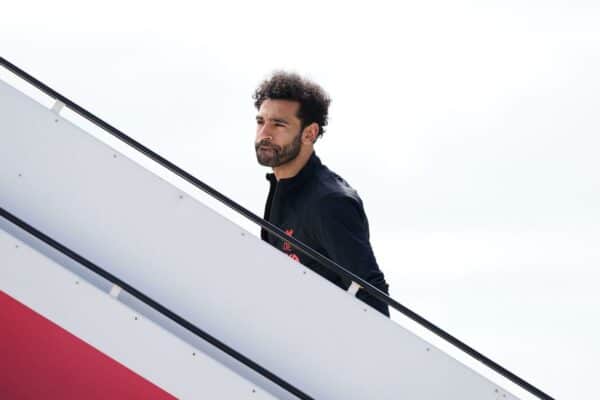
[[257, 124, 273, 141]]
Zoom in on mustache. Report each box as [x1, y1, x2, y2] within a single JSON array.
[[255, 139, 280, 151]]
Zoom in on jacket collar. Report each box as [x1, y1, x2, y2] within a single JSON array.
[[265, 151, 321, 190]]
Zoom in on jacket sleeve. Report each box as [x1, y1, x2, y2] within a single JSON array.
[[314, 194, 390, 316]]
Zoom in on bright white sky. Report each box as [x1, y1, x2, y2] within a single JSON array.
[[3, 1, 599, 398]]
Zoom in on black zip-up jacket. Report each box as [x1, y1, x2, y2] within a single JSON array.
[[261, 152, 390, 316]]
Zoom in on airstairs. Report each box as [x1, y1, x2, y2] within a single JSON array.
[[0, 58, 554, 400]]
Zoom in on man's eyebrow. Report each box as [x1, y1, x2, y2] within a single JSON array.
[[255, 115, 289, 124]]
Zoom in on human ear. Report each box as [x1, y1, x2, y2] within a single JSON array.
[[303, 123, 319, 144]]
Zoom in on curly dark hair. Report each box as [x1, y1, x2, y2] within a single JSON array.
[[253, 71, 331, 138]]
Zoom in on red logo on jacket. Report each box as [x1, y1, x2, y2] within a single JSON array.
[[283, 229, 294, 251], [282, 228, 300, 263]]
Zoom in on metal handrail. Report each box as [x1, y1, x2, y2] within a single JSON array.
[[0, 207, 314, 400]]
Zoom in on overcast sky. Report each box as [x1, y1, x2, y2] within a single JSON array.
[[3, 1, 599, 398]]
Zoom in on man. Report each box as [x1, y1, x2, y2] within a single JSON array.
[[254, 71, 390, 316]]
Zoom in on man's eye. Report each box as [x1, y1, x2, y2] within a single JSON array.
[[275, 123, 285, 127]]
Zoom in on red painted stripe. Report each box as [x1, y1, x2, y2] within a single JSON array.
[[0, 290, 177, 399]]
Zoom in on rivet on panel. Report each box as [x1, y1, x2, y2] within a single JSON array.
[[179, 195, 184, 199], [113, 154, 117, 158], [192, 352, 196, 356], [134, 316, 138, 320], [15, 244, 19, 248], [75, 281, 79, 285]]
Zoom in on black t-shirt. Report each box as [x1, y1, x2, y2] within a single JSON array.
[[261, 152, 390, 316]]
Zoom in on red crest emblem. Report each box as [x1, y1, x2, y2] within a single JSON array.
[[283, 228, 294, 252]]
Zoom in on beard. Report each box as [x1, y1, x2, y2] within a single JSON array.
[[255, 130, 302, 167]]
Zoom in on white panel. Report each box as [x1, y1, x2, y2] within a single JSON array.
[[0, 78, 517, 400], [0, 228, 277, 399]]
